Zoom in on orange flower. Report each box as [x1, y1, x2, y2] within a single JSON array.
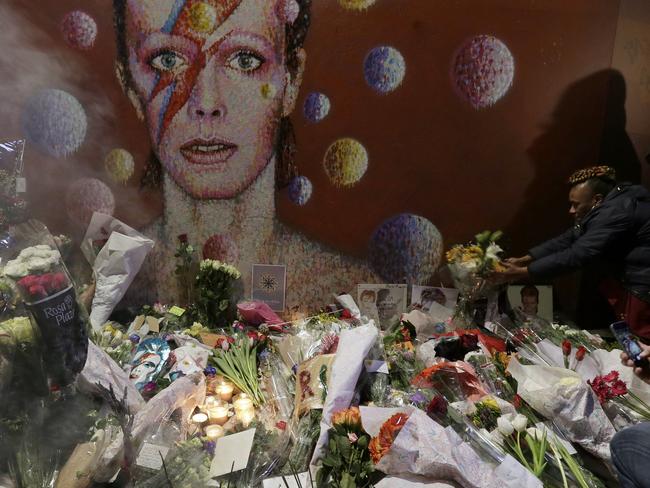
[[411, 362, 453, 388], [369, 413, 409, 464], [331, 406, 362, 430]]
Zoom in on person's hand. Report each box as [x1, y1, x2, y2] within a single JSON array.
[[620, 343, 650, 384], [490, 262, 530, 284], [504, 255, 533, 267]]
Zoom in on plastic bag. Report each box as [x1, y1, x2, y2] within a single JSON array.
[[0, 139, 27, 232]]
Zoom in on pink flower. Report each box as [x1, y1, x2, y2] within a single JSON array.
[[28, 284, 47, 299], [347, 432, 359, 443]]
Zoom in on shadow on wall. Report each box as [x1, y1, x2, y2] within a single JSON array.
[[506, 69, 641, 328]]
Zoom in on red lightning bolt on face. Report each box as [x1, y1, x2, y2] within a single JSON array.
[[150, 0, 243, 143]]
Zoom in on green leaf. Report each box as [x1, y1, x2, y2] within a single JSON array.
[[340, 472, 357, 488]]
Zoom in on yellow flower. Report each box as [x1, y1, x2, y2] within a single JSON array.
[[480, 397, 499, 411], [331, 406, 362, 429]]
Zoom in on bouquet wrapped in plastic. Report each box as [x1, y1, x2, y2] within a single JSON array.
[[1, 220, 89, 387], [446, 231, 504, 329]]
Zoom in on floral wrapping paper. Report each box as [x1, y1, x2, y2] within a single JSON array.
[[507, 357, 616, 461]]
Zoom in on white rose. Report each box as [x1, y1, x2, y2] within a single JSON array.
[[512, 414, 528, 432], [497, 415, 514, 436], [28, 257, 50, 272], [485, 243, 503, 261]]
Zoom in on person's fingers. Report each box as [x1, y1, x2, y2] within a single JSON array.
[[634, 367, 643, 376], [620, 351, 629, 360], [626, 359, 636, 368]]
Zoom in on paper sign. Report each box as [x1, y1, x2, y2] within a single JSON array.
[[365, 359, 389, 374], [263, 472, 312, 487], [252, 264, 286, 312], [135, 442, 170, 470], [169, 305, 186, 317], [209, 428, 256, 478]]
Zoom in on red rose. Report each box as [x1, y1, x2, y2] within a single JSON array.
[[562, 339, 572, 356], [51, 272, 68, 292], [610, 380, 628, 397], [341, 309, 353, 319], [426, 395, 448, 419], [276, 420, 287, 431], [603, 371, 620, 383], [28, 284, 47, 299], [575, 346, 587, 362], [178, 234, 188, 244], [18, 275, 38, 290], [513, 394, 522, 409]]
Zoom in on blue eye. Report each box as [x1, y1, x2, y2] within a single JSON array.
[[228, 51, 264, 72], [150, 50, 188, 74]]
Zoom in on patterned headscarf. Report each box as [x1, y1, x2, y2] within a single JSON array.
[[568, 165, 616, 185]]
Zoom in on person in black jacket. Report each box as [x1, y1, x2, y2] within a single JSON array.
[[497, 165, 650, 338]]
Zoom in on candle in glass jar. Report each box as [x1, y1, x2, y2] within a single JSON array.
[[236, 408, 255, 427], [208, 405, 229, 425], [191, 412, 208, 425], [204, 396, 218, 409], [233, 394, 254, 412], [215, 381, 234, 402], [205, 424, 225, 440]]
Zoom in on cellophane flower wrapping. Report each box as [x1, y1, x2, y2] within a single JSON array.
[[506, 357, 616, 461], [361, 407, 541, 488], [2, 220, 88, 387], [80, 212, 154, 331]]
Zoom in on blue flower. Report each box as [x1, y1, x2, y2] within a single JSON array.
[[204, 366, 217, 376]]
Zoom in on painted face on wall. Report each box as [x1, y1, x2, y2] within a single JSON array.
[[123, 0, 299, 199], [130, 351, 162, 385]]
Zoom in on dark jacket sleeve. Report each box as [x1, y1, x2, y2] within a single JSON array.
[[529, 227, 576, 260], [528, 205, 633, 280]]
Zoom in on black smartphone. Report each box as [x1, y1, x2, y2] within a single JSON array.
[[610, 320, 649, 368]]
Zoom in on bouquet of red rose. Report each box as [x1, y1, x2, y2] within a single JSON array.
[[589, 370, 650, 422], [2, 220, 88, 387]]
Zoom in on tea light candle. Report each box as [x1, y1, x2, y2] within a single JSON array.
[[208, 405, 229, 426], [191, 412, 208, 425], [205, 424, 225, 440], [236, 408, 255, 427], [233, 393, 254, 412], [216, 380, 234, 402]]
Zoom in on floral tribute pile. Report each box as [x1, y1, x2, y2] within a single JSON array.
[[0, 225, 647, 488]]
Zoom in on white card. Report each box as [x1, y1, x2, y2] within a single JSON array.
[[209, 428, 256, 478], [365, 359, 389, 374], [263, 472, 312, 487], [15, 177, 26, 193], [135, 442, 170, 470]]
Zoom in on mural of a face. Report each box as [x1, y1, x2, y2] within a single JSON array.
[[122, 0, 303, 199]]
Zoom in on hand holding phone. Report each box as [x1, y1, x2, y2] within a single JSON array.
[[611, 320, 649, 369]]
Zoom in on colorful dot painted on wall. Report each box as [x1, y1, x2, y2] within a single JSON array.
[[288, 175, 313, 206], [23, 89, 87, 158], [338, 0, 377, 11], [323, 138, 369, 188], [368, 213, 443, 284], [105, 148, 135, 184], [364, 46, 406, 94], [452, 34, 515, 109], [60, 10, 97, 51], [303, 92, 330, 123], [65, 177, 115, 227]]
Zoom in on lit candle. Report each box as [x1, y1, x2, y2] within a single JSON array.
[[216, 381, 234, 402], [208, 405, 229, 426], [205, 424, 225, 440], [233, 393, 254, 412], [236, 408, 255, 427], [191, 412, 208, 425], [204, 396, 218, 409]]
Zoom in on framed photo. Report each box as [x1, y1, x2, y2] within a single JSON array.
[[357, 284, 407, 330], [410, 286, 459, 311], [251, 264, 287, 312], [507, 284, 553, 322]]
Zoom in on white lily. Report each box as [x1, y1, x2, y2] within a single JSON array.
[[485, 243, 503, 261]]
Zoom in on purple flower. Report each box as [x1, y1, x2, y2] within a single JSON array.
[[142, 381, 157, 394], [129, 334, 140, 344], [204, 366, 217, 377], [203, 440, 216, 456], [409, 391, 427, 405]]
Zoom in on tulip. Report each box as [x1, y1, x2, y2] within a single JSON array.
[[497, 415, 514, 436], [576, 346, 587, 362], [512, 414, 528, 433]]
